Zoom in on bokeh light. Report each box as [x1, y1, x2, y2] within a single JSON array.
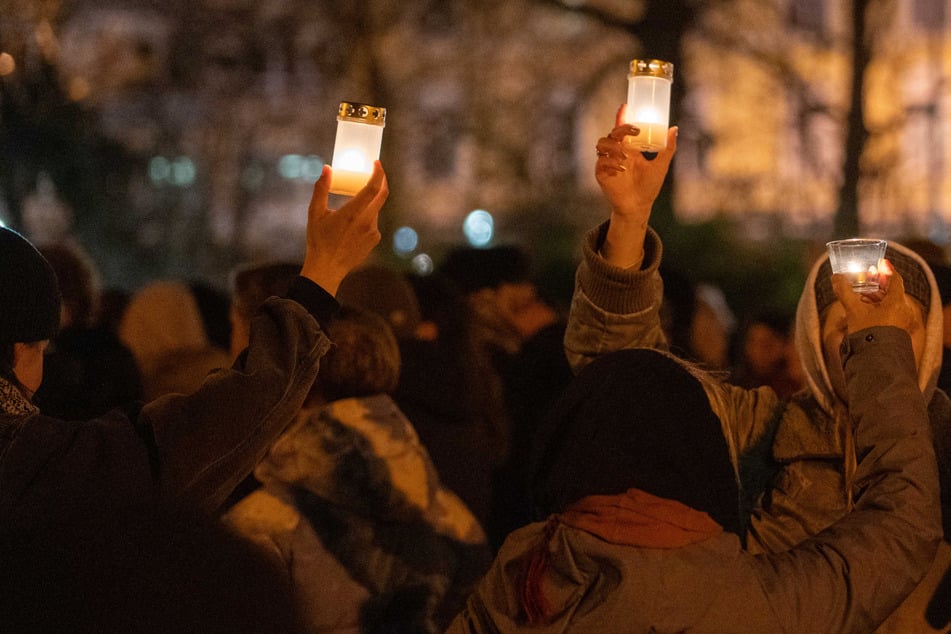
[[0, 52, 16, 76], [411, 253, 434, 275], [463, 209, 494, 247], [149, 156, 196, 187], [279, 154, 323, 180], [301, 155, 324, 180], [393, 226, 419, 256], [278, 154, 303, 179], [170, 157, 196, 186], [149, 157, 171, 183]]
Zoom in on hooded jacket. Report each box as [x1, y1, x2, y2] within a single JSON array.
[[561, 222, 946, 630], [224, 394, 492, 634], [450, 327, 937, 633]]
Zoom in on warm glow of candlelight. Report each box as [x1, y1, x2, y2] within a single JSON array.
[[826, 238, 887, 293], [630, 107, 663, 124], [336, 148, 370, 174], [330, 169, 371, 196], [329, 102, 385, 197], [627, 59, 673, 152]]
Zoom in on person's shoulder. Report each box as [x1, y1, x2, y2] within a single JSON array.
[[2, 410, 67, 438], [0, 411, 29, 445]]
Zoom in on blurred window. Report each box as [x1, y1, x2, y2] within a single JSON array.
[[790, 0, 826, 36]]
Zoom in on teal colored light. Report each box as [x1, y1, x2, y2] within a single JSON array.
[[171, 157, 196, 186], [278, 154, 303, 179], [463, 209, 494, 247], [149, 156, 171, 183], [301, 155, 324, 180]]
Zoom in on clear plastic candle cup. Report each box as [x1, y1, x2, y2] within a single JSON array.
[[825, 238, 888, 293], [330, 102, 386, 196]]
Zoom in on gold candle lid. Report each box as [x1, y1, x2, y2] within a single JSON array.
[[337, 101, 386, 126], [628, 59, 674, 81]]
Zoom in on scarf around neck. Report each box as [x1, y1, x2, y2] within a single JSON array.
[[520, 488, 722, 624], [0, 374, 37, 416]]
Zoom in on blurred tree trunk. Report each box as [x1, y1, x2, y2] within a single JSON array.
[[833, 0, 871, 238]]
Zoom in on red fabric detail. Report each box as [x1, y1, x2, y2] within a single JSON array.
[[520, 517, 557, 625], [518, 489, 722, 624]]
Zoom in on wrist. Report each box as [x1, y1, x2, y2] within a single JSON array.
[[300, 260, 347, 297], [603, 213, 648, 269], [610, 202, 653, 220]]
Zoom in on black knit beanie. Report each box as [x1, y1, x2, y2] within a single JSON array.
[[0, 227, 62, 344], [530, 348, 742, 536]]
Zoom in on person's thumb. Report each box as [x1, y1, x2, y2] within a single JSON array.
[[880, 259, 905, 302]]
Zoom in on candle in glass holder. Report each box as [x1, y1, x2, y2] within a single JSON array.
[[330, 101, 386, 196], [826, 238, 888, 293], [625, 59, 674, 152]]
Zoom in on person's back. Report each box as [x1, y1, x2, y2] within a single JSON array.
[[224, 306, 491, 633], [450, 338, 939, 633]]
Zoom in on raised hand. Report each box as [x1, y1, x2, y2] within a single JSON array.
[[831, 261, 922, 338], [595, 104, 678, 269], [300, 161, 388, 295]]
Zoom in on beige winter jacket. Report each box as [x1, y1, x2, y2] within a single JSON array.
[[560, 222, 945, 630]]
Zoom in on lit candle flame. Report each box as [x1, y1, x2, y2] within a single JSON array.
[[631, 107, 663, 124], [337, 148, 369, 173]]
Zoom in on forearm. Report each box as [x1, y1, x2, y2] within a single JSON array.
[[564, 222, 667, 373], [143, 295, 332, 511], [753, 327, 940, 633], [602, 211, 651, 270]]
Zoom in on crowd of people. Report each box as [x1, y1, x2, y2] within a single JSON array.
[[2, 112, 951, 633]]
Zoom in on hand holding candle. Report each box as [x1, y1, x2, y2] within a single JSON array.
[[831, 261, 920, 337], [594, 107, 678, 270]]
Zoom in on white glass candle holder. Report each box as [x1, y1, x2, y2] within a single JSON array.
[[826, 238, 888, 293], [330, 101, 386, 196], [625, 59, 674, 152]]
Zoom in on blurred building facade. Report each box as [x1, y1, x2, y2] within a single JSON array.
[[677, 0, 951, 241]]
